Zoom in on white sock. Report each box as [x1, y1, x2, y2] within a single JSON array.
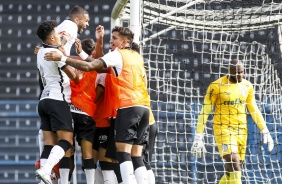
[[38, 129, 44, 155], [147, 169, 155, 184], [51, 178, 58, 184], [40, 158, 47, 168], [59, 168, 70, 184], [56, 179, 69, 184], [85, 169, 95, 184], [134, 166, 148, 184], [95, 166, 104, 184], [102, 170, 118, 184], [119, 161, 137, 184], [43, 145, 65, 174], [44, 145, 65, 174]]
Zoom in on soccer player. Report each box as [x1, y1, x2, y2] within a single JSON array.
[[57, 5, 90, 56], [191, 59, 274, 184], [70, 36, 104, 184], [34, 5, 90, 56], [103, 73, 122, 184], [131, 43, 157, 184], [35, 20, 79, 184], [34, 6, 90, 183], [55, 6, 89, 182], [92, 86, 119, 184], [44, 26, 151, 184]]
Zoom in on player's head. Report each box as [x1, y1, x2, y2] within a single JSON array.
[[109, 26, 134, 51], [37, 20, 61, 46], [228, 59, 244, 83], [81, 38, 96, 56], [69, 6, 89, 34]]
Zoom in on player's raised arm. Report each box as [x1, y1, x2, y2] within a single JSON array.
[[94, 25, 105, 58]]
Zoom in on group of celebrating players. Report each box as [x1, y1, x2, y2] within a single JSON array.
[[34, 4, 276, 184], [35, 5, 157, 184]]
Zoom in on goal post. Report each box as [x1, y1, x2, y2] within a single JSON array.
[[111, 0, 282, 183], [111, 0, 141, 44]]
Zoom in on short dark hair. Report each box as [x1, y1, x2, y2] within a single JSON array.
[[112, 26, 134, 45], [131, 42, 140, 53], [81, 38, 95, 55], [69, 6, 89, 19], [37, 20, 57, 42]]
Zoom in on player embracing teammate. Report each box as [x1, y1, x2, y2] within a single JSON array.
[[35, 5, 157, 183]]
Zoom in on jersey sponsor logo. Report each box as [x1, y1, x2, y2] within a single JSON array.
[[222, 98, 245, 106], [69, 104, 84, 113]]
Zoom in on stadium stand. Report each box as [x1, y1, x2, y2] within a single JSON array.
[[2, 0, 282, 184], [0, 1, 113, 183]]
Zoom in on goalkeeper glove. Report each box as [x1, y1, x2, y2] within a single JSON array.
[[191, 133, 207, 158], [260, 127, 274, 152]]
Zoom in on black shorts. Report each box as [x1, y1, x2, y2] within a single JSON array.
[[38, 99, 73, 132], [72, 112, 96, 146], [93, 127, 111, 151], [105, 118, 117, 160], [115, 106, 149, 145]]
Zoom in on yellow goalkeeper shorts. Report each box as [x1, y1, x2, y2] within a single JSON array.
[[213, 125, 248, 160]]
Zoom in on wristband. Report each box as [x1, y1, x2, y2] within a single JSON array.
[[78, 50, 89, 60], [61, 56, 67, 62], [260, 127, 269, 134]]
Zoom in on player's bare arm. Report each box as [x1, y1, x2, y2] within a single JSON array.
[[75, 38, 110, 73], [44, 51, 105, 72], [62, 65, 80, 83], [95, 25, 104, 58]]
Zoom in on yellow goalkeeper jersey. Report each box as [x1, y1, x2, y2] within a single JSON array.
[[196, 76, 266, 133]]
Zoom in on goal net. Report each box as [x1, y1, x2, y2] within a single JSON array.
[[112, 0, 282, 183]]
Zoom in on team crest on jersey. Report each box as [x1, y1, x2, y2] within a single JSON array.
[[241, 88, 247, 96], [222, 144, 228, 152]]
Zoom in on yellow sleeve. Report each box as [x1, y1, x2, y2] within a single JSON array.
[[246, 84, 266, 130], [196, 84, 217, 133]]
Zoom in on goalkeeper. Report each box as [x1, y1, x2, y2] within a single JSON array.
[[191, 59, 274, 184]]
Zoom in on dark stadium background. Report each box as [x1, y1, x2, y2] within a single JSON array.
[[0, 1, 114, 183], [2, 0, 282, 184]]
